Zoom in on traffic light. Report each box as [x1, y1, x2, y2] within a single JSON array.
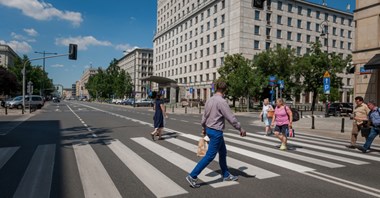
[[69, 44, 77, 60], [252, 0, 265, 9]]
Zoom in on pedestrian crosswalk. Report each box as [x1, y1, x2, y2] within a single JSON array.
[[1, 129, 380, 197]]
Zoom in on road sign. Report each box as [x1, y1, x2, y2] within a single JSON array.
[[323, 71, 330, 78], [278, 80, 284, 89], [189, 87, 193, 94], [323, 77, 330, 94]]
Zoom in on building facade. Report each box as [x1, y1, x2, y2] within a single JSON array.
[[79, 67, 98, 99], [353, 0, 380, 105], [117, 48, 154, 99], [153, 0, 355, 103], [0, 44, 19, 68]]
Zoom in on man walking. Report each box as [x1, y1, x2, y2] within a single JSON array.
[[357, 100, 380, 153], [346, 96, 370, 148], [186, 81, 247, 188]]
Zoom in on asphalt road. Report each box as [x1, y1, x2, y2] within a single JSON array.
[[0, 101, 379, 198]]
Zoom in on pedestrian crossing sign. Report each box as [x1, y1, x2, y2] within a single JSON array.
[[323, 71, 330, 78]]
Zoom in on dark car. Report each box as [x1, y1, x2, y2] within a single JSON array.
[[52, 97, 60, 103], [327, 102, 353, 117]]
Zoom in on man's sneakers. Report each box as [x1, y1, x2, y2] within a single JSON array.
[[223, 174, 238, 181], [186, 174, 238, 188], [356, 146, 368, 153], [279, 143, 287, 151], [186, 175, 200, 188], [345, 144, 356, 149]]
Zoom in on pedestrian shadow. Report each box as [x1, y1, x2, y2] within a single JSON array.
[[206, 167, 256, 179]]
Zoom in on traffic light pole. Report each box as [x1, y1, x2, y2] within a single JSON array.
[[22, 53, 73, 114]]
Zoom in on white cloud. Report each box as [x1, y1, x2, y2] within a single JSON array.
[[116, 44, 138, 53], [51, 64, 64, 68], [11, 32, 27, 40], [0, 0, 83, 26], [23, 28, 38, 37], [55, 36, 112, 50], [0, 40, 32, 53]]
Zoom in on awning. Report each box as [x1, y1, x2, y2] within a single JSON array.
[[140, 76, 177, 86], [364, 54, 380, 70]]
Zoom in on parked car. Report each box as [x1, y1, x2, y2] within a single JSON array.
[[326, 102, 353, 117], [5, 95, 44, 109], [121, 98, 134, 105], [135, 98, 153, 107], [180, 98, 204, 107]]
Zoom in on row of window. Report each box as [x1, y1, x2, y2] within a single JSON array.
[[157, 0, 226, 33], [158, 70, 218, 84], [275, 1, 352, 26]]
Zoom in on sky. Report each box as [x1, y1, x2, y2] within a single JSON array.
[[0, 0, 355, 88]]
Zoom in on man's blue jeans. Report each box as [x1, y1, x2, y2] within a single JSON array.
[[363, 127, 380, 150], [190, 128, 230, 179]]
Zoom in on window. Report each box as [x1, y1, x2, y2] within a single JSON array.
[[221, 43, 225, 52], [297, 47, 301, 55], [325, 13, 329, 21], [288, 3, 293, 12], [297, 33, 301, 42], [297, 19, 302, 28], [254, 40, 260, 49], [207, 8, 211, 17], [222, 0, 225, 9], [348, 42, 352, 50], [287, 31, 292, 40], [206, 61, 210, 69], [340, 29, 344, 37], [254, 25, 260, 35], [213, 59, 217, 67], [324, 38, 328, 46], [306, 35, 311, 43], [220, 57, 224, 66], [221, 28, 225, 37], [214, 4, 217, 14], [298, 6, 302, 15], [266, 28, 271, 36], [341, 17, 345, 25], [214, 18, 217, 27], [348, 30, 352, 38], [307, 9, 312, 17], [277, 1, 282, 10], [287, 17, 292, 27], [277, 30, 282, 38], [306, 21, 311, 30], [213, 45, 217, 54], [200, 25, 204, 33], [333, 15, 337, 23], [206, 47, 210, 55], [333, 27, 337, 35], [316, 11, 320, 19], [277, 15, 282, 25], [340, 41, 344, 49], [207, 22, 210, 30], [315, 23, 320, 32], [213, 32, 217, 40], [348, 19, 353, 26], [221, 14, 225, 23], [266, 42, 271, 50], [255, 10, 260, 20], [333, 40, 336, 48], [207, 35, 210, 43], [266, 13, 271, 21]]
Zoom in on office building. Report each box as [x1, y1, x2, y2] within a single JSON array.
[[154, 0, 354, 103], [0, 44, 19, 68]]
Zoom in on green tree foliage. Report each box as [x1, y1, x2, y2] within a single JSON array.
[[6, 56, 53, 96], [86, 59, 133, 99], [0, 66, 19, 95], [217, 54, 260, 106], [294, 41, 348, 110], [253, 46, 298, 100]]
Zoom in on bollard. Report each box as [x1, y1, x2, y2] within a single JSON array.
[[5, 106, 7, 115], [311, 116, 315, 129], [304, 106, 306, 111], [300, 110, 303, 119], [172, 105, 174, 113], [185, 106, 187, 114], [341, 118, 345, 133]]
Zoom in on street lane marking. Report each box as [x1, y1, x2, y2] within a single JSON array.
[[73, 143, 122, 198], [303, 171, 380, 198], [222, 135, 344, 168], [180, 120, 189, 123], [132, 137, 239, 188], [181, 134, 315, 173], [224, 133, 368, 165], [244, 132, 380, 162], [165, 138, 279, 179], [107, 139, 188, 197], [0, 147, 18, 169], [13, 144, 55, 198]]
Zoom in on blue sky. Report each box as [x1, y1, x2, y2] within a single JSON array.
[[0, 0, 355, 88]]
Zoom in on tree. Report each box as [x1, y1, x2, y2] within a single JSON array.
[[0, 66, 20, 95], [218, 54, 259, 107], [294, 41, 348, 110]]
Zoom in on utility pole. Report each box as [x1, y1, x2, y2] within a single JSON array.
[[35, 51, 57, 96]]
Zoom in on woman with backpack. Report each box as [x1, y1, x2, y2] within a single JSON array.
[[271, 98, 293, 150]]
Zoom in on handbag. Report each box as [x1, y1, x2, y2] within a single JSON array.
[[286, 128, 295, 137], [196, 136, 209, 157], [360, 126, 371, 137], [267, 109, 274, 118]]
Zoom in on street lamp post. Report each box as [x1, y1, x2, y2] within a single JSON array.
[[35, 51, 57, 96], [320, 20, 330, 116]]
